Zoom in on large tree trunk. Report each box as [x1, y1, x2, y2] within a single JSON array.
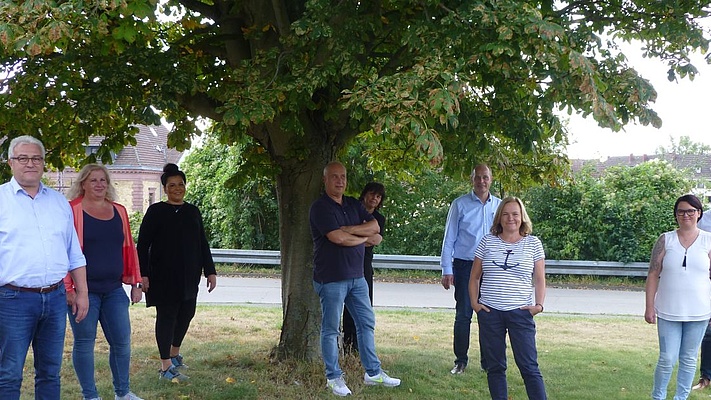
[[271, 158, 328, 360]]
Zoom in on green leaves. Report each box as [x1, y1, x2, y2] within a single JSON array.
[[112, 23, 139, 44], [526, 161, 693, 262]]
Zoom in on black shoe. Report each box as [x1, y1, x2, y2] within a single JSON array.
[[693, 377, 710, 390], [450, 363, 466, 374]]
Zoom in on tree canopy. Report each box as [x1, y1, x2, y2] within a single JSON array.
[[1, 0, 709, 360]]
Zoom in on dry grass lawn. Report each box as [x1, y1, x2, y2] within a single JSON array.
[[15, 305, 705, 399]]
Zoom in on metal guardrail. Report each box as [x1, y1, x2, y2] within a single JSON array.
[[211, 249, 649, 277]]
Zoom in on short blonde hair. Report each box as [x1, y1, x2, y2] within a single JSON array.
[[67, 164, 118, 201], [490, 197, 533, 236]]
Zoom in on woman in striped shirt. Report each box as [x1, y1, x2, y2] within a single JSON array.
[[469, 196, 547, 400]]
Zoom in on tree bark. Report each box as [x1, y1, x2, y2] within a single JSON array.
[[271, 157, 328, 360]]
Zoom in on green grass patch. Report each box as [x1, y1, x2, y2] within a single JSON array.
[[17, 305, 704, 399], [544, 274, 646, 290]]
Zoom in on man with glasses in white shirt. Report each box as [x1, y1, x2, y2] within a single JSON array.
[[0, 135, 88, 399]]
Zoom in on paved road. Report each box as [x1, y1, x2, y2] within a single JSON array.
[[175, 277, 644, 316]]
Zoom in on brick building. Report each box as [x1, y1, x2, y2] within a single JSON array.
[[47, 124, 183, 213]]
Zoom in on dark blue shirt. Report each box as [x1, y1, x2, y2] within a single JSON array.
[[310, 194, 374, 283], [83, 208, 124, 293]]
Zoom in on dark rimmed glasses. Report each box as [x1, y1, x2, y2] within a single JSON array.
[[675, 208, 699, 217], [10, 156, 44, 165]]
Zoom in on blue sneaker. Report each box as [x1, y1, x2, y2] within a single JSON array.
[[171, 354, 189, 370], [159, 366, 189, 382]]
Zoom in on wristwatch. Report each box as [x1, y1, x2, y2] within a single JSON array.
[[133, 283, 143, 289]]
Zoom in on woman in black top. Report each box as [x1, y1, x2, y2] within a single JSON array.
[[137, 163, 217, 381], [342, 182, 386, 353]]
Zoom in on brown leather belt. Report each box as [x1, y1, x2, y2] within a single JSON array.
[[3, 280, 63, 294]]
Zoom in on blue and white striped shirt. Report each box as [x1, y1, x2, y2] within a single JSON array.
[[475, 234, 544, 311]]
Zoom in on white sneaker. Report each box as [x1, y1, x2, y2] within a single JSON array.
[[115, 392, 144, 400], [364, 371, 401, 387], [326, 376, 352, 396]]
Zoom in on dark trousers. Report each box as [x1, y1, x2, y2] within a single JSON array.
[[478, 307, 546, 400], [453, 258, 485, 368], [155, 298, 197, 360], [342, 264, 373, 352], [701, 322, 711, 379]]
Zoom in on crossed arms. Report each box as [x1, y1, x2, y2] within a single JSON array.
[[326, 219, 380, 247]]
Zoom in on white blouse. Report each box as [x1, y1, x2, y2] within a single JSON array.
[[655, 230, 711, 321]]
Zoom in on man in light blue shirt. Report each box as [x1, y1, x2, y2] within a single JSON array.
[[693, 211, 711, 390], [0, 135, 89, 400], [440, 164, 501, 375]]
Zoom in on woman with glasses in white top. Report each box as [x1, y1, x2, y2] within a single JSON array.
[[646, 194, 711, 400]]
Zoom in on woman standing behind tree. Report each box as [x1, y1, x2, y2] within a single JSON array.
[[342, 182, 386, 354], [64, 164, 144, 400], [645, 194, 711, 400], [137, 163, 217, 382]]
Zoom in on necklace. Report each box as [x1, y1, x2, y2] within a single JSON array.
[[680, 229, 700, 269], [171, 203, 184, 213]]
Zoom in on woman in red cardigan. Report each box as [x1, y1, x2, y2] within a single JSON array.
[[64, 164, 143, 400]]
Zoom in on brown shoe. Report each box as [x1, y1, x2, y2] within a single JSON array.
[[693, 377, 710, 390]]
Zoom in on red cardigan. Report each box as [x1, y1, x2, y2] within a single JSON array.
[[63, 197, 141, 293]]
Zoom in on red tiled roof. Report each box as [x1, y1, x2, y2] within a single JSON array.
[[104, 124, 182, 171]]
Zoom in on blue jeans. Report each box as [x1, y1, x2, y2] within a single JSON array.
[[453, 258, 477, 367], [653, 318, 708, 400], [313, 278, 381, 379], [478, 307, 547, 400], [68, 286, 132, 399], [0, 284, 67, 400]]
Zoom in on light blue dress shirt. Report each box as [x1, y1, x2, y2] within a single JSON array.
[[440, 191, 502, 275], [699, 211, 711, 233], [0, 177, 85, 287]]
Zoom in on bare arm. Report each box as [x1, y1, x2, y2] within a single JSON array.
[[526, 258, 546, 315], [326, 229, 369, 246], [327, 218, 379, 246], [469, 258, 488, 312], [340, 219, 379, 237], [645, 234, 666, 324], [69, 266, 89, 323], [365, 233, 383, 247]]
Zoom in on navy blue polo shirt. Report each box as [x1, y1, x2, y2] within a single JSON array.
[[310, 193, 374, 283]]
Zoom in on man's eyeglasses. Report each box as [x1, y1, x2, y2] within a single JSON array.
[[10, 156, 44, 165], [675, 209, 698, 217]]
